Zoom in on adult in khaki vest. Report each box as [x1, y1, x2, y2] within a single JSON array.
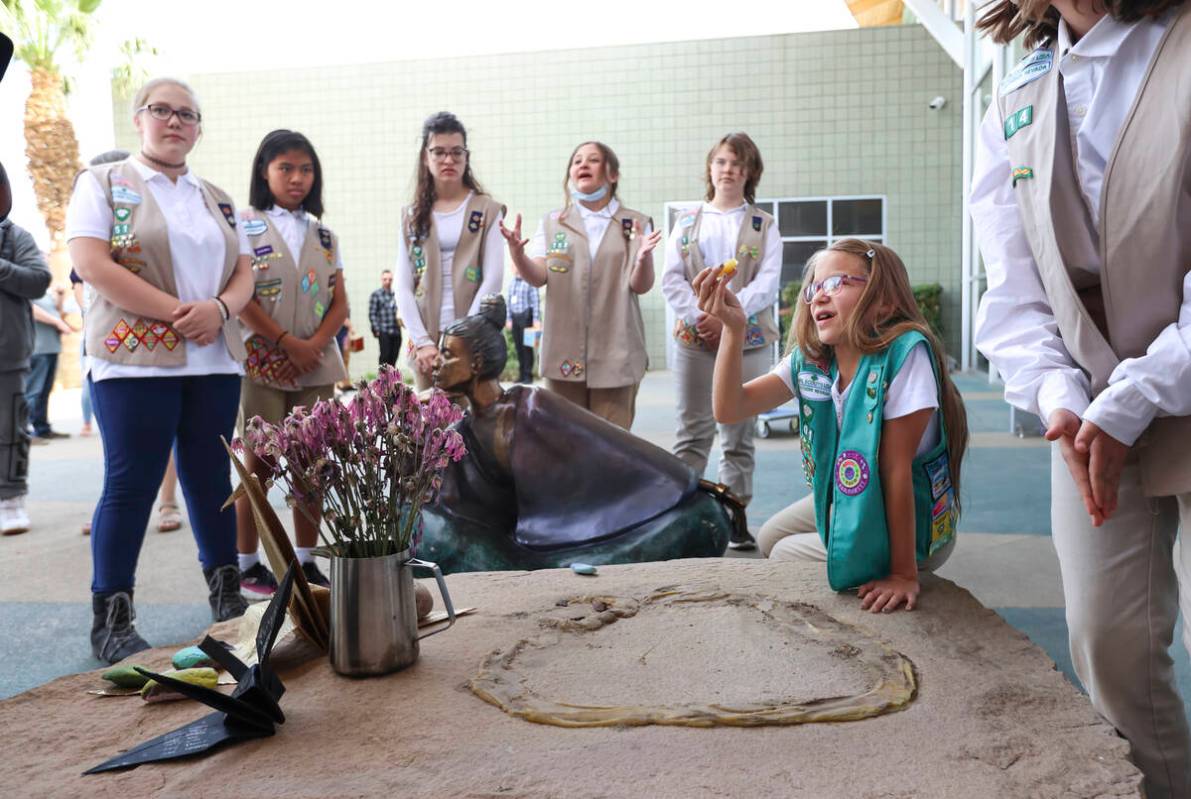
[[973, 2, 1191, 794], [234, 130, 349, 597], [661, 133, 782, 550], [501, 141, 662, 429], [395, 112, 505, 391], [68, 78, 255, 664]]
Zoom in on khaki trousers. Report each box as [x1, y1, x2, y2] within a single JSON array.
[[760, 492, 954, 571], [237, 380, 334, 434], [1050, 445, 1191, 799], [672, 344, 769, 504], [544, 379, 638, 431]]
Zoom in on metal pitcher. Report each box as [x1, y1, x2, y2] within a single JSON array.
[[329, 549, 455, 677]]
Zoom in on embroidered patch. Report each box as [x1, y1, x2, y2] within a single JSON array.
[[468, 210, 483, 233], [680, 234, 690, 256], [745, 315, 764, 348], [255, 278, 283, 299], [314, 300, 325, 317], [218, 202, 236, 228], [622, 218, 635, 240], [1003, 105, 1034, 139], [560, 359, 585, 378], [547, 253, 572, 273], [673, 319, 700, 347], [464, 266, 480, 283], [244, 335, 292, 385], [111, 186, 141, 205], [926, 452, 951, 500], [835, 451, 870, 496], [411, 244, 426, 271], [678, 211, 697, 229], [114, 207, 131, 222], [110, 229, 136, 249], [1000, 47, 1053, 97], [751, 215, 762, 232], [1012, 167, 1035, 186], [737, 244, 759, 260], [800, 435, 816, 488], [318, 228, 332, 250], [300, 270, 317, 293], [796, 370, 832, 402], [549, 231, 568, 253], [253, 245, 274, 258], [328, 272, 338, 287], [242, 218, 268, 236]]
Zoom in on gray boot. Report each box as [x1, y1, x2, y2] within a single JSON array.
[[91, 591, 151, 664], [204, 564, 248, 622]]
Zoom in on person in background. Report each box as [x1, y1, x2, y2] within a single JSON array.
[[26, 285, 77, 442], [0, 159, 52, 536], [506, 274, 540, 384], [368, 270, 400, 368]]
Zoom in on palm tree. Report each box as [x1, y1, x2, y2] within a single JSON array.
[[0, 0, 102, 272]]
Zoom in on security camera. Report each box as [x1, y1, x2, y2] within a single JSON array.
[[928, 96, 947, 111]]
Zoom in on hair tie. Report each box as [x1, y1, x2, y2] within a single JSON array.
[[865, 249, 876, 260]]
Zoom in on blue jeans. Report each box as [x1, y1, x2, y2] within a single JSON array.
[[89, 374, 241, 594], [24, 353, 58, 436]]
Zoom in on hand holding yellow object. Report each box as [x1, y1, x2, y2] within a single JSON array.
[[720, 258, 737, 279]]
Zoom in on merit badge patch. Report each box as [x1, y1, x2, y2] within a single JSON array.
[[835, 451, 871, 497], [797, 370, 833, 402], [114, 207, 131, 222], [314, 301, 325, 317], [464, 266, 480, 283], [254, 278, 282, 299], [467, 210, 483, 234], [1000, 47, 1053, 97], [751, 215, 762, 232], [218, 202, 236, 228], [622, 218, 635, 240], [242, 218, 268, 236], [560, 359, 585, 378], [1003, 105, 1034, 139], [1012, 166, 1035, 187], [111, 186, 141, 205], [318, 228, 332, 251], [737, 244, 759, 260]]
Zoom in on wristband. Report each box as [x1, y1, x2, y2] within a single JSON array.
[[212, 296, 230, 321], [276, 331, 289, 347]]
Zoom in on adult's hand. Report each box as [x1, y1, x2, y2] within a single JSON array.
[[172, 300, 224, 347], [415, 344, 438, 375], [1045, 409, 1102, 527], [1074, 420, 1129, 523]]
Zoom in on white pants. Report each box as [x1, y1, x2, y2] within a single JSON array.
[[1050, 445, 1191, 799], [758, 493, 955, 571], [672, 345, 769, 504]]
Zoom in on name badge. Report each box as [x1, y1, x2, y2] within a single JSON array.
[[112, 187, 142, 205]]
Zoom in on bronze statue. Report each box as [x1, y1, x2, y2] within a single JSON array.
[[419, 295, 742, 573]]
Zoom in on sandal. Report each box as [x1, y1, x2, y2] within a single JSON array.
[[156, 504, 183, 533]]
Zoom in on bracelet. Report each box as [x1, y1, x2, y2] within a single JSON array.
[[276, 331, 289, 346], [212, 296, 230, 321]]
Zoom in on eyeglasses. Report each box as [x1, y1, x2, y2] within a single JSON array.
[[428, 147, 468, 162], [801, 274, 868, 304], [137, 103, 202, 126]]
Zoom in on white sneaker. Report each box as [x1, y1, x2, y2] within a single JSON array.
[[1, 495, 31, 536]]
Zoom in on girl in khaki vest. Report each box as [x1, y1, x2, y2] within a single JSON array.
[[973, 2, 1191, 794], [234, 130, 348, 597], [660, 133, 782, 549], [67, 78, 254, 664], [395, 112, 505, 391], [501, 141, 662, 429]]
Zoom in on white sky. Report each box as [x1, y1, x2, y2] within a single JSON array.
[[2, 0, 857, 247]]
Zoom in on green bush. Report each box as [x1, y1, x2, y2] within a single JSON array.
[[777, 280, 945, 344]]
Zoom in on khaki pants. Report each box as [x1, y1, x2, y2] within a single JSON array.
[[238, 380, 334, 433], [1050, 445, 1191, 799], [544, 379, 638, 431], [672, 344, 769, 504], [759, 493, 956, 571]]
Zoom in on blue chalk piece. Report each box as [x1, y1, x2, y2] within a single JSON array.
[[172, 645, 216, 670], [570, 562, 598, 576]]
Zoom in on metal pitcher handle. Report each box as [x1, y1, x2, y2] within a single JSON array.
[[409, 557, 456, 639]]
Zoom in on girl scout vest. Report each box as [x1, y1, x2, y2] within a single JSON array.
[[995, 4, 1191, 496], [85, 161, 246, 367], [674, 205, 779, 351], [540, 204, 652, 387], [240, 208, 347, 388], [793, 331, 957, 591], [401, 194, 504, 346]]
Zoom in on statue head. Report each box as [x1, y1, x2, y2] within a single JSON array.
[[435, 294, 509, 392]]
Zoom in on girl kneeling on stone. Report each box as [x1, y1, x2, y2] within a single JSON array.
[[697, 239, 968, 612]]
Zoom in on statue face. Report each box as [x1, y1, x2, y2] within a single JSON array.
[[433, 334, 475, 391]]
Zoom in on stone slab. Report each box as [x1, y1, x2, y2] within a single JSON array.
[[0, 559, 1141, 798]]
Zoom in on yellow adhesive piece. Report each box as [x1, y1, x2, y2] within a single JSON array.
[[469, 589, 917, 728], [720, 258, 738, 278], [140, 667, 219, 702]]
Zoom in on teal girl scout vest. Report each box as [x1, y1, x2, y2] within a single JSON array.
[[793, 330, 957, 591]]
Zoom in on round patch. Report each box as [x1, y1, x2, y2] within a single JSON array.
[[835, 450, 870, 496]]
